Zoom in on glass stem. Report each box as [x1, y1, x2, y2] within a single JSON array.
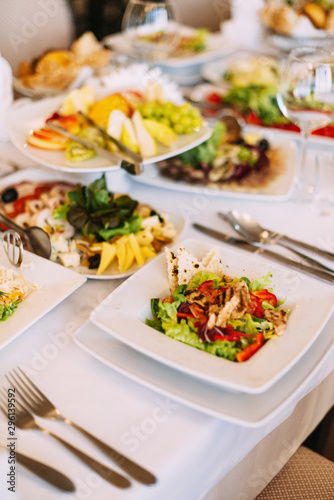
[[297, 128, 311, 196]]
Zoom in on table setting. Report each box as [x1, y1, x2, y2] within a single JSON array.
[[0, 1, 334, 499]]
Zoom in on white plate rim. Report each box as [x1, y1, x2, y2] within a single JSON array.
[[89, 238, 334, 394], [73, 318, 334, 427], [130, 131, 297, 201]]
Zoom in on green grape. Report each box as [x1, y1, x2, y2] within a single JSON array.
[[170, 111, 182, 124], [174, 123, 185, 134], [162, 102, 175, 115], [140, 102, 156, 118], [180, 115, 192, 128], [180, 102, 192, 114], [184, 125, 195, 134], [160, 117, 171, 126], [189, 108, 201, 118], [192, 117, 203, 129]]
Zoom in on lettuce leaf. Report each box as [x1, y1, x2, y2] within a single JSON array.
[[248, 272, 274, 292], [53, 204, 70, 221], [187, 270, 222, 289], [98, 214, 142, 241]]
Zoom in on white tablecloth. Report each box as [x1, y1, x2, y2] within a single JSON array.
[[0, 137, 333, 500]]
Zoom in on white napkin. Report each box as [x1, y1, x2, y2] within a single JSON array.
[[0, 54, 13, 142]]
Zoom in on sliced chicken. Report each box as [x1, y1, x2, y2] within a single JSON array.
[[263, 309, 288, 336]]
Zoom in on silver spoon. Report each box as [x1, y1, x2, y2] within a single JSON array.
[[219, 210, 334, 274], [0, 213, 51, 259]]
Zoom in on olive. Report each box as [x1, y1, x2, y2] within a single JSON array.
[[1, 187, 18, 203], [258, 138, 269, 151], [150, 209, 163, 223], [88, 254, 101, 269]]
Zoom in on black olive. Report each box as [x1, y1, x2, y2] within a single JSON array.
[[88, 254, 101, 269], [150, 209, 163, 223], [1, 187, 18, 203], [258, 138, 269, 151]]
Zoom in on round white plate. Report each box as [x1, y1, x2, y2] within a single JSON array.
[[0, 168, 186, 280], [7, 65, 212, 173]]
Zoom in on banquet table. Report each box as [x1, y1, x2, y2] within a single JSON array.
[[0, 125, 334, 500]]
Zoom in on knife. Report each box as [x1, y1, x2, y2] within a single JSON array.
[[15, 451, 75, 491], [193, 223, 334, 285]]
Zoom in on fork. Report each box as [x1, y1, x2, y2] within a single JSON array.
[[7, 368, 156, 485], [0, 389, 130, 489], [2, 230, 23, 267]]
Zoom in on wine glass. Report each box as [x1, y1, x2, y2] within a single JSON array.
[[277, 47, 334, 200], [122, 0, 180, 64]]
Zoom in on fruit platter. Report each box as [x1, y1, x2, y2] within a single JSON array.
[[7, 67, 211, 173]]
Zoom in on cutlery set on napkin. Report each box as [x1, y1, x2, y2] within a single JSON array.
[[0, 368, 156, 492], [194, 210, 334, 285]]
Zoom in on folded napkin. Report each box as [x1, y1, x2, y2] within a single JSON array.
[[0, 54, 13, 142]]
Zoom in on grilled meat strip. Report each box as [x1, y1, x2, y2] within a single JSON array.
[[263, 309, 288, 336]]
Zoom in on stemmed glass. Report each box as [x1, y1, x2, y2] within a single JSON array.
[[122, 0, 180, 64], [277, 47, 334, 200]]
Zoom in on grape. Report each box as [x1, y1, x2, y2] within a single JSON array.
[[174, 123, 185, 134], [180, 115, 192, 127], [139, 100, 203, 135], [170, 112, 181, 123]]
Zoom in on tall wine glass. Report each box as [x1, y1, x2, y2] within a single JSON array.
[[122, 0, 180, 63], [277, 47, 334, 200]]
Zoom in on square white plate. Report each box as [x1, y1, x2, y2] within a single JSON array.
[[90, 238, 334, 394], [74, 318, 334, 426], [0, 244, 86, 350]]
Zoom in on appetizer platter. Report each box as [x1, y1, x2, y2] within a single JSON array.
[[131, 124, 296, 201], [14, 31, 112, 98], [0, 169, 185, 280], [90, 238, 334, 394], [202, 52, 334, 144], [0, 241, 86, 349], [7, 68, 211, 173]]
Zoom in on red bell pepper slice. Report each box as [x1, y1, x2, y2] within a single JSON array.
[[251, 289, 277, 307], [236, 333, 264, 362], [177, 312, 194, 319], [207, 92, 221, 105]]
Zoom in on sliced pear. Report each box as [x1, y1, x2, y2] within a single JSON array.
[[132, 110, 157, 158], [143, 119, 178, 147], [96, 242, 117, 275], [121, 117, 139, 153], [107, 110, 127, 140]]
